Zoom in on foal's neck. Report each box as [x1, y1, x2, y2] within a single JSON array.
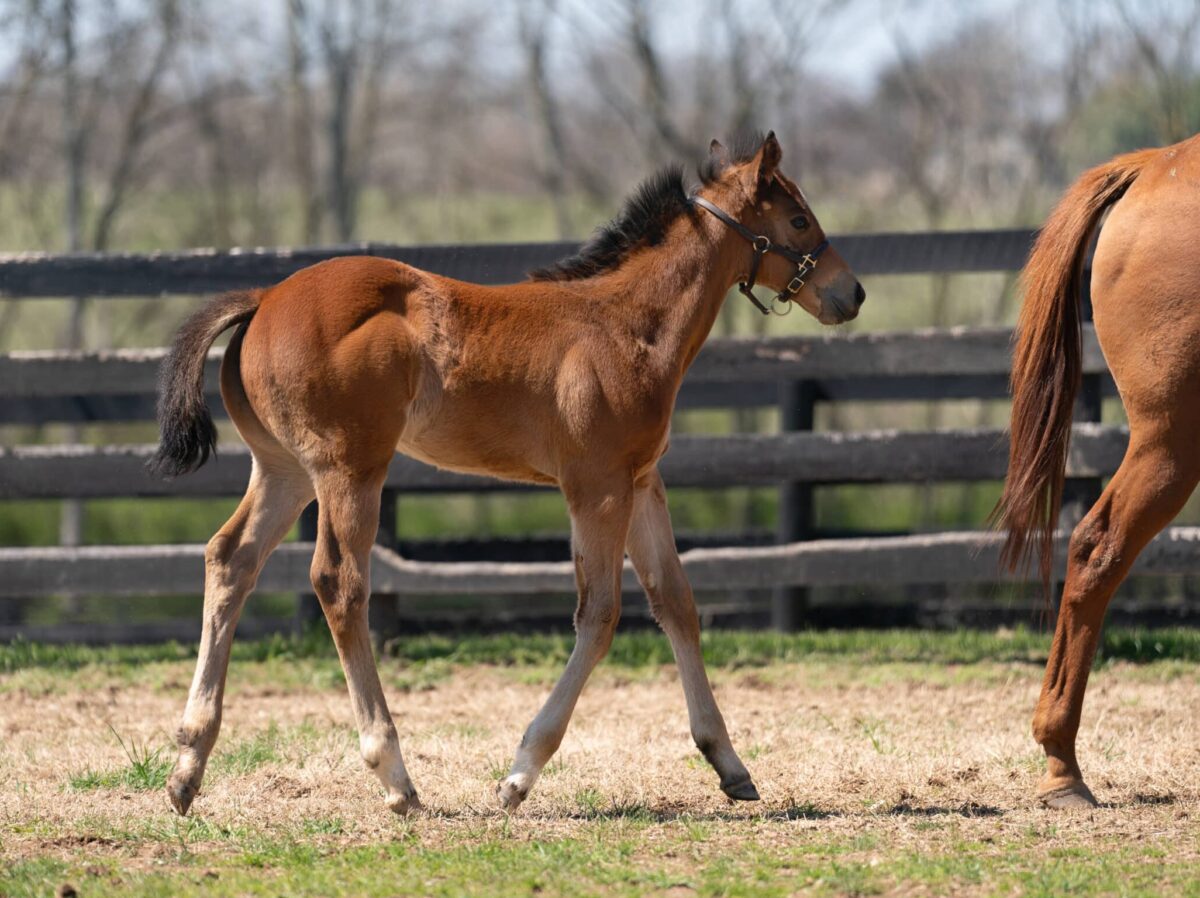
[[613, 211, 743, 381]]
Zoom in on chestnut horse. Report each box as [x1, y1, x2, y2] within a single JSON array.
[[152, 132, 865, 816], [997, 133, 1200, 808]]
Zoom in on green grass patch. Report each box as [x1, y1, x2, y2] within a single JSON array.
[[8, 627, 1200, 679], [5, 822, 1200, 898], [68, 726, 171, 792]]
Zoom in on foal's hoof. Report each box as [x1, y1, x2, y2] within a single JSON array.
[[1039, 781, 1098, 810], [166, 774, 198, 817], [720, 776, 761, 802], [385, 788, 423, 816], [496, 775, 530, 812]]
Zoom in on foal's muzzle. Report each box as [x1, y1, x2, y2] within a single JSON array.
[[817, 274, 866, 324]]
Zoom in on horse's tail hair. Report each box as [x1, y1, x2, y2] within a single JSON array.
[[992, 146, 1159, 599], [148, 289, 263, 479]]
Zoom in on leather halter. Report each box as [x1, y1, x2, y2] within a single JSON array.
[[690, 195, 830, 316]]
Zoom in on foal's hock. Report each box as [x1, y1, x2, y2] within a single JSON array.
[[152, 131, 864, 816]]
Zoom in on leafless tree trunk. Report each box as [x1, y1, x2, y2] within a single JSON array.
[[90, 0, 180, 250], [581, 0, 698, 165], [309, 0, 401, 243], [518, 0, 572, 237], [59, 0, 85, 550], [319, 2, 359, 242], [1113, 0, 1200, 143], [286, 0, 322, 243], [191, 85, 234, 247]]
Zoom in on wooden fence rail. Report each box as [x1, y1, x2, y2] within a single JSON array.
[[0, 325, 1107, 396], [3, 228, 1171, 639], [0, 229, 1037, 298], [3, 528, 1198, 598], [0, 424, 1131, 499]]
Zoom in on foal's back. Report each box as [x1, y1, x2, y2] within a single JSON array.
[[229, 255, 655, 484]]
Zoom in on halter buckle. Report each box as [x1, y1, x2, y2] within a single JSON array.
[[785, 274, 807, 294]]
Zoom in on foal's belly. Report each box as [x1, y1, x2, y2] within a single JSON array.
[[396, 416, 560, 488]]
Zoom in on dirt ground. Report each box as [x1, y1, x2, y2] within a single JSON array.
[[2, 654, 1199, 896]]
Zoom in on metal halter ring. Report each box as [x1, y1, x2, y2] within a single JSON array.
[[770, 294, 794, 316]]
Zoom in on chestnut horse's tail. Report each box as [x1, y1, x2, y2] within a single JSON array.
[[149, 289, 263, 478], [994, 146, 1160, 594]]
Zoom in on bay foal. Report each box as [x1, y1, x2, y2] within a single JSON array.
[[153, 131, 864, 816], [997, 133, 1200, 808]]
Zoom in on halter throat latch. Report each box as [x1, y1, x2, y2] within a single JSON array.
[[689, 195, 830, 316]]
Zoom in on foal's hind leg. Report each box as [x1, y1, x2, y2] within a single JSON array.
[[310, 466, 420, 815], [497, 473, 633, 811], [1033, 424, 1199, 809], [168, 458, 313, 815], [626, 470, 758, 800]]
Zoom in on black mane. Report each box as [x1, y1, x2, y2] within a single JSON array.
[[528, 131, 765, 283], [528, 165, 691, 282]]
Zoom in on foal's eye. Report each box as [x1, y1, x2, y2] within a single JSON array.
[[790, 214, 810, 230]]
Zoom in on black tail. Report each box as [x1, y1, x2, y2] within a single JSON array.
[[148, 289, 262, 478]]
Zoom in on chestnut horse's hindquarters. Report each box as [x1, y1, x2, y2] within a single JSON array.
[[149, 289, 263, 478], [994, 146, 1160, 595], [999, 134, 1200, 809]]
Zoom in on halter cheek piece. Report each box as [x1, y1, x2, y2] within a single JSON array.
[[689, 195, 830, 316]]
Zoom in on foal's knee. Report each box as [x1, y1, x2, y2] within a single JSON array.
[[309, 555, 368, 628]]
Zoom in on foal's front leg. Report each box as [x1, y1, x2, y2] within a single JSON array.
[[497, 476, 632, 811], [626, 470, 758, 800]]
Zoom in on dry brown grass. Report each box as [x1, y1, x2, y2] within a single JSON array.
[[2, 653, 1199, 896]]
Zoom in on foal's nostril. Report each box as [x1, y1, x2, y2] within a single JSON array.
[[854, 282, 866, 307]]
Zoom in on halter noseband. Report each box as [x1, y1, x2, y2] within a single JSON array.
[[689, 195, 830, 316]]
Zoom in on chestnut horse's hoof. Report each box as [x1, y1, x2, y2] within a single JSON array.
[[166, 774, 198, 816], [721, 777, 761, 802], [1039, 781, 1098, 810]]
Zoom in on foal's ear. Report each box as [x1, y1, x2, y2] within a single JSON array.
[[752, 131, 783, 193], [709, 138, 729, 163]]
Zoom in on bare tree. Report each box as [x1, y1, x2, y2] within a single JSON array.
[[91, 0, 181, 250], [1113, 0, 1200, 143], [518, 0, 573, 236], [286, 0, 322, 243], [575, 0, 700, 164]]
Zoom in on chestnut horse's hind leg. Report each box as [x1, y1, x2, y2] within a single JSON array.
[[310, 466, 421, 815], [625, 470, 758, 801], [1033, 425, 1200, 809], [168, 457, 314, 815], [497, 473, 633, 811]]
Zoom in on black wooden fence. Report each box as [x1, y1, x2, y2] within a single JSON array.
[[2, 232, 1198, 642]]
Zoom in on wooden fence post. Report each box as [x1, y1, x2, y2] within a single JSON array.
[[772, 379, 817, 630], [369, 488, 401, 649]]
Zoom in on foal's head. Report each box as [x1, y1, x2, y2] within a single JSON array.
[[697, 131, 865, 324]]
